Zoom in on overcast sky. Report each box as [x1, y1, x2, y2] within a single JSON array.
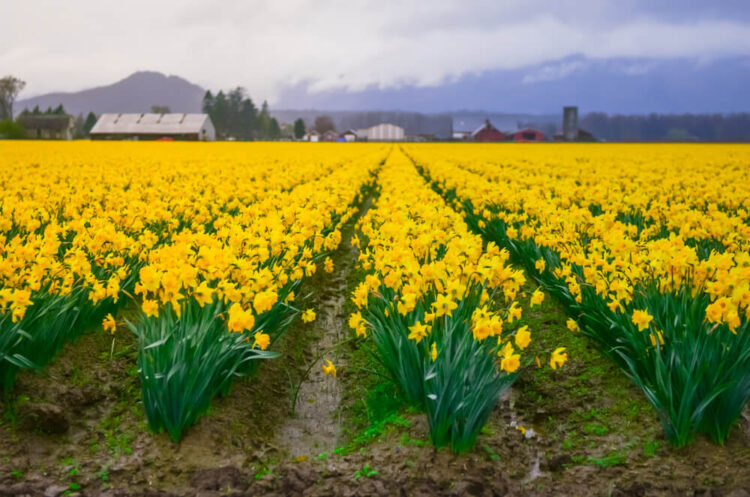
[[3, 0, 750, 102]]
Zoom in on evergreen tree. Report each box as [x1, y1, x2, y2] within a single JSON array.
[[268, 118, 281, 140], [83, 112, 98, 135], [239, 98, 257, 140], [200, 87, 266, 140], [202, 90, 214, 115], [257, 100, 270, 139], [227, 87, 244, 138], [293, 118, 306, 139], [212, 91, 229, 139], [73, 113, 86, 139]]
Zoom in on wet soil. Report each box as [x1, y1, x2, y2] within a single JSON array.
[[275, 209, 359, 459]]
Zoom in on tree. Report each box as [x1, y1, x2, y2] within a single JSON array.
[[0, 76, 26, 120], [53, 104, 66, 115], [202, 90, 214, 115], [212, 91, 229, 139], [151, 105, 171, 114], [83, 112, 98, 136], [268, 118, 281, 140], [293, 118, 306, 139], [257, 100, 271, 139], [314, 115, 335, 134], [238, 97, 257, 140], [73, 113, 86, 139], [201, 87, 264, 140], [0, 120, 26, 139]]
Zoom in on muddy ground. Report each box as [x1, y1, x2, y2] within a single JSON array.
[[1, 204, 750, 496]]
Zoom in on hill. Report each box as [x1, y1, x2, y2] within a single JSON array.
[[15, 71, 205, 116]]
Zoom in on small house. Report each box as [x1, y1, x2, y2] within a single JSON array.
[[321, 130, 339, 142], [16, 114, 75, 140], [340, 130, 358, 142]]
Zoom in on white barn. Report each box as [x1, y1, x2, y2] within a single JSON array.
[[366, 123, 405, 141], [90, 113, 215, 141]]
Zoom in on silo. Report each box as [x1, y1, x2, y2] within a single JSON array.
[[563, 106, 578, 141]]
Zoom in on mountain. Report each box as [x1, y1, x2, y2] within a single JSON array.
[[16, 71, 205, 116], [275, 55, 750, 115]]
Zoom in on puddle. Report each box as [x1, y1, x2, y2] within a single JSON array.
[[277, 293, 347, 459], [276, 208, 364, 460], [500, 387, 537, 440], [500, 387, 547, 484], [522, 451, 545, 484]]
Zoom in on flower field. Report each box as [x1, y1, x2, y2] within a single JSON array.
[[1, 141, 749, 495], [408, 143, 750, 446]]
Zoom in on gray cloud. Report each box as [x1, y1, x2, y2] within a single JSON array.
[[2, 0, 749, 101]]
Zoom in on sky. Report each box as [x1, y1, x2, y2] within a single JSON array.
[[3, 0, 750, 105]]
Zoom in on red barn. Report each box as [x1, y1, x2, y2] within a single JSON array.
[[512, 128, 546, 142], [471, 119, 506, 142]]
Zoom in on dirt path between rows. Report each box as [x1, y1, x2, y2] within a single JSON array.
[[275, 199, 365, 460]]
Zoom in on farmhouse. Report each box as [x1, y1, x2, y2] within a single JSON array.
[[321, 130, 339, 142], [471, 119, 506, 142], [366, 123, 405, 141], [512, 128, 546, 142], [16, 114, 75, 140], [304, 130, 320, 142], [339, 130, 358, 142], [90, 113, 215, 141]]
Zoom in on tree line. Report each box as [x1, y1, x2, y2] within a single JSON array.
[[579, 113, 750, 142], [202, 88, 283, 140]]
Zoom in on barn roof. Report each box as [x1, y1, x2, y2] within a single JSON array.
[[16, 115, 73, 131], [471, 119, 501, 137], [90, 113, 212, 135]]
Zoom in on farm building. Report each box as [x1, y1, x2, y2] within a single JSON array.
[[553, 129, 597, 142], [340, 130, 358, 142], [16, 114, 75, 140], [366, 123, 405, 141], [471, 120, 506, 142], [90, 113, 215, 141], [554, 106, 597, 141], [321, 130, 338, 142], [512, 128, 546, 142]]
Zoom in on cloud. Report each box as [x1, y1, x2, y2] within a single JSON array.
[[1, 0, 749, 102], [522, 59, 589, 83]]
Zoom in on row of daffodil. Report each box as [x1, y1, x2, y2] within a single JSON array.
[[404, 143, 750, 447], [122, 144, 387, 441], [349, 147, 565, 453], [0, 141, 386, 402]]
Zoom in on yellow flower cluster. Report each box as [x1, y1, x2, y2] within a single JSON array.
[[0, 142, 387, 336], [351, 148, 530, 373], [407, 143, 750, 334], [133, 151, 383, 329]]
